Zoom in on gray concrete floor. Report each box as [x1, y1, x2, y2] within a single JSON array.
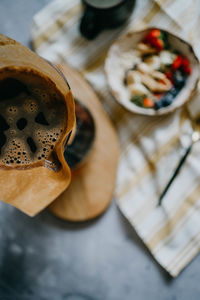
[[0, 0, 200, 299]]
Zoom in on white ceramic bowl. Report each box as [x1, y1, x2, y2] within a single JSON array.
[[105, 27, 200, 116]]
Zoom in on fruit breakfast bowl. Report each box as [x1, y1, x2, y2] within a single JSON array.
[[105, 27, 200, 116]]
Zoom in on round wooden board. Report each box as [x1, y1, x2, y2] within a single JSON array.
[[48, 64, 119, 221]]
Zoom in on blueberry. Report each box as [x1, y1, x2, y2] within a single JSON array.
[[173, 70, 185, 88], [162, 93, 173, 107], [169, 87, 179, 97], [155, 101, 163, 110]]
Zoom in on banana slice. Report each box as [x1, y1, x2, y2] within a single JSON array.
[[136, 42, 157, 55], [143, 55, 161, 70], [126, 70, 142, 85], [139, 73, 172, 92], [137, 62, 152, 73], [128, 83, 149, 95]]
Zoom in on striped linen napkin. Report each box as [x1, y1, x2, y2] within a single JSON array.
[[31, 0, 200, 276]]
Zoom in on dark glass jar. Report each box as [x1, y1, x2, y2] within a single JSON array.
[[80, 0, 136, 40]]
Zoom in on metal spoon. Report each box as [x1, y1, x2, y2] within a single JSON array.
[[158, 130, 200, 206]]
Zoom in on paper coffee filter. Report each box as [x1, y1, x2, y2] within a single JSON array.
[[0, 165, 71, 216], [0, 34, 75, 216]]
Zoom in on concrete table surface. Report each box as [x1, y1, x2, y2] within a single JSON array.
[[0, 1, 200, 299]]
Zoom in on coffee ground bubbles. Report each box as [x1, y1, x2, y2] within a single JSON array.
[[0, 78, 66, 167]]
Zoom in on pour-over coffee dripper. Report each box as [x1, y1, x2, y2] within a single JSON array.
[[0, 34, 75, 216]]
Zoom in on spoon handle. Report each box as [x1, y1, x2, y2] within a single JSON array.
[[158, 143, 192, 206]]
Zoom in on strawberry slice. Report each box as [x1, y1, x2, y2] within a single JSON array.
[[143, 29, 164, 51], [181, 58, 191, 74], [152, 38, 164, 51], [172, 55, 182, 70], [165, 70, 173, 82], [143, 29, 161, 43], [172, 55, 191, 74]]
